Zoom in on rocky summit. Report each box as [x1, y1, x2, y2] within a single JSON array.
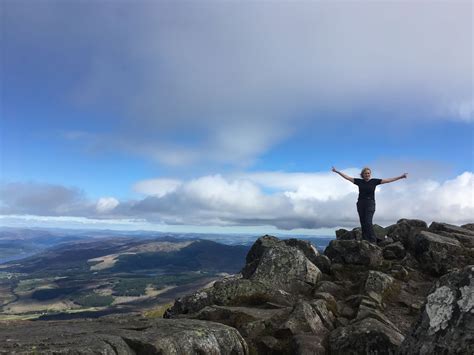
[[1, 220, 473, 354]]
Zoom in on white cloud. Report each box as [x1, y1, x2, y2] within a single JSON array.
[[96, 197, 119, 213], [239, 169, 361, 201], [1, 170, 473, 231], [130, 170, 474, 229], [133, 179, 182, 197], [375, 172, 474, 225]]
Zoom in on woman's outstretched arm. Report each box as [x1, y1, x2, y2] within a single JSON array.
[[332, 167, 354, 183], [380, 173, 408, 184]]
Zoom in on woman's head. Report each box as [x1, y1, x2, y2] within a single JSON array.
[[360, 167, 372, 180]]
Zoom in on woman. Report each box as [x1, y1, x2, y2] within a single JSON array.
[[332, 166, 407, 243]]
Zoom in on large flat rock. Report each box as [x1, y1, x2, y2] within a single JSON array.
[[0, 314, 248, 354]]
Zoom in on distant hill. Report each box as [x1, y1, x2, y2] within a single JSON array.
[[0, 235, 253, 320], [0, 227, 334, 265], [1, 237, 250, 276]]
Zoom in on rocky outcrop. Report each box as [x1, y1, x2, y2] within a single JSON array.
[[386, 218, 428, 251], [0, 314, 248, 354], [166, 219, 473, 354], [383, 241, 406, 260], [413, 230, 464, 275], [328, 317, 404, 355], [399, 265, 474, 354], [335, 224, 387, 243], [429, 221, 474, 248], [166, 235, 322, 319], [324, 240, 383, 267], [242, 236, 322, 294]]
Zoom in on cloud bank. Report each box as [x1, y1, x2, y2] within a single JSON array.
[[2, 170, 472, 231]]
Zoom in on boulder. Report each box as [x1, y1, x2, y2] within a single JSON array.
[[310, 299, 336, 330], [165, 277, 273, 317], [336, 228, 362, 241], [313, 254, 332, 274], [0, 315, 249, 355], [399, 265, 474, 355], [328, 317, 404, 355], [428, 222, 474, 248], [429, 221, 474, 236], [414, 231, 464, 275], [313, 280, 347, 300], [313, 292, 338, 315], [353, 304, 400, 332], [242, 236, 322, 294], [363, 270, 396, 304], [337, 301, 357, 319], [440, 232, 474, 248], [253, 335, 285, 354], [389, 264, 409, 281], [277, 300, 327, 337], [193, 305, 288, 330], [324, 240, 383, 267], [386, 219, 428, 251], [343, 294, 379, 313], [461, 223, 474, 231], [383, 241, 406, 260], [290, 334, 326, 355], [283, 238, 320, 262]]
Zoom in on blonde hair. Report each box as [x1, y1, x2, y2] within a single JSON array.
[[360, 167, 371, 178]]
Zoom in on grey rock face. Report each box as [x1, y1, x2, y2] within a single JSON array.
[[310, 299, 336, 330], [278, 300, 327, 337], [0, 315, 249, 355], [313, 254, 332, 274], [429, 221, 474, 236], [328, 317, 404, 355], [291, 334, 327, 355], [283, 238, 320, 260], [324, 240, 383, 266], [386, 219, 428, 251], [414, 230, 463, 275], [461, 223, 474, 231], [429, 222, 474, 248], [241, 235, 322, 294], [364, 270, 396, 304], [336, 228, 362, 241], [247, 245, 320, 291], [165, 276, 276, 317], [399, 265, 474, 355], [383, 241, 406, 259], [313, 280, 347, 300]]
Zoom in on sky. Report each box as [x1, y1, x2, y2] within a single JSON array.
[[0, 0, 473, 235]]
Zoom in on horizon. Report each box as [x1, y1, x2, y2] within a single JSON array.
[[1, 1, 473, 234]]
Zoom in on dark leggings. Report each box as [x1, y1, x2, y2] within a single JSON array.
[[357, 199, 376, 242]]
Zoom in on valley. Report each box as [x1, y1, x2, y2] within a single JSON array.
[[0, 228, 333, 320]]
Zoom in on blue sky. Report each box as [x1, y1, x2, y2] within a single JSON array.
[[1, 0, 472, 234]]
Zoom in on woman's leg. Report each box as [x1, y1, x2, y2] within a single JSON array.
[[357, 200, 376, 242], [365, 201, 376, 242], [357, 201, 368, 240]]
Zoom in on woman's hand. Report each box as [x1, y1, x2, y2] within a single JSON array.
[[332, 166, 338, 173], [401, 173, 408, 179]]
